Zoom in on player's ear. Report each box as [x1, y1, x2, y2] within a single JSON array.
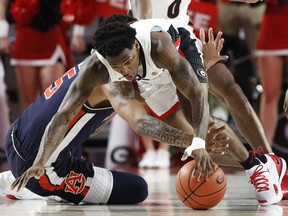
[[134, 40, 140, 50]]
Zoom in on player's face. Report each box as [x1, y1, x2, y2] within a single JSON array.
[[106, 40, 140, 81]]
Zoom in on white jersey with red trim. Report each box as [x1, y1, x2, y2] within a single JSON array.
[[94, 19, 178, 84]]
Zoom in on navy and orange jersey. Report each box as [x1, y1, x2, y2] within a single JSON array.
[[12, 64, 114, 166], [5, 64, 114, 203]]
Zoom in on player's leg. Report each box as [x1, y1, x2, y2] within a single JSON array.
[[207, 62, 272, 154], [210, 118, 286, 205], [29, 152, 148, 205], [258, 56, 283, 145], [15, 65, 39, 109]]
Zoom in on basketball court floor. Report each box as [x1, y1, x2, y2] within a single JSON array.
[[0, 162, 287, 216]]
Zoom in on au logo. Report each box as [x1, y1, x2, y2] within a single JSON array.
[[196, 68, 207, 78], [64, 171, 86, 194]]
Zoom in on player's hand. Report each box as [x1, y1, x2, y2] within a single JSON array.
[[11, 163, 45, 192], [206, 122, 229, 155], [191, 149, 216, 181], [284, 89, 288, 118], [200, 28, 229, 70]]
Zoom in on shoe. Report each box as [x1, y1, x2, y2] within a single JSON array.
[[246, 163, 282, 205], [264, 154, 288, 200], [0, 170, 44, 200], [281, 171, 288, 200], [264, 154, 287, 200], [138, 150, 156, 168], [154, 149, 170, 168]]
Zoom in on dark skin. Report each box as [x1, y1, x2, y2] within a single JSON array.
[[11, 81, 227, 191], [10, 19, 226, 188], [107, 32, 213, 177]]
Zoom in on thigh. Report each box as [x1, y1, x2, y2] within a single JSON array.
[[15, 66, 39, 98], [258, 56, 283, 96], [39, 63, 65, 92]]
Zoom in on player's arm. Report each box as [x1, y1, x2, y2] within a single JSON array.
[[11, 54, 110, 191], [104, 82, 192, 148], [130, 0, 152, 19], [151, 32, 214, 178], [36, 55, 110, 165]]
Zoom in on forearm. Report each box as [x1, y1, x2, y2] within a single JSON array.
[[191, 91, 210, 141], [134, 115, 192, 148], [34, 115, 70, 166]]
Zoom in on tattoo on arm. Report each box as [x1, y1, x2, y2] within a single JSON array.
[[109, 82, 136, 106], [136, 115, 192, 148]]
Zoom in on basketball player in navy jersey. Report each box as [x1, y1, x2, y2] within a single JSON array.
[[5, 14, 287, 205], [4, 14, 226, 204], [2, 63, 229, 203]]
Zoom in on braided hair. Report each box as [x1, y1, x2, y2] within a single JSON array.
[[93, 14, 138, 57]]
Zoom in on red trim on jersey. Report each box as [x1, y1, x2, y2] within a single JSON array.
[[146, 102, 180, 120], [38, 172, 89, 197], [38, 174, 65, 192], [66, 109, 85, 133]]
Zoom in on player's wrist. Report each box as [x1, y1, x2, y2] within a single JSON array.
[[190, 137, 206, 152], [0, 20, 9, 38]]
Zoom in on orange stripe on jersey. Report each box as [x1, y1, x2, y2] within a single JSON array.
[[38, 174, 65, 192], [66, 109, 85, 133]]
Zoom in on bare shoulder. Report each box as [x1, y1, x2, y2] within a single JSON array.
[[150, 31, 179, 69], [77, 52, 110, 89], [150, 31, 172, 53]]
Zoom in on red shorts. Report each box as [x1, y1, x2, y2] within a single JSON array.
[[257, 4, 288, 51], [11, 25, 67, 66]]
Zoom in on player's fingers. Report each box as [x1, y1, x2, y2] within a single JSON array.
[[199, 28, 206, 44], [214, 31, 222, 47], [210, 125, 226, 136], [208, 121, 216, 131], [208, 28, 214, 44], [216, 38, 224, 54], [11, 178, 20, 190], [181, 153, 188, 161]]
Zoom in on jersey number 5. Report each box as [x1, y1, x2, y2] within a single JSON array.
[[44, 67, 77, 99]]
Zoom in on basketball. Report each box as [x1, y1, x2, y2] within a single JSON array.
[[175, 160, 227, 210]]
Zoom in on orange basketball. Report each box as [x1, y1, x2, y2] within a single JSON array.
[[175, 160, 227, 210]]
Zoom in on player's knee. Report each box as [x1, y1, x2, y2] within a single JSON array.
[[107, 170, 148, 204]]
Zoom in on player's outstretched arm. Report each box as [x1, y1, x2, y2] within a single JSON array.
[[151, 32, 214, 179], [11, 54, 110, 191], [105, 82, 228, 150]]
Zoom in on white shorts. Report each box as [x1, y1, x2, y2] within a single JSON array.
[[138, 80, 180, 119]]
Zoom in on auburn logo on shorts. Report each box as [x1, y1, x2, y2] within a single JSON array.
[[64, 171, 86, 194]]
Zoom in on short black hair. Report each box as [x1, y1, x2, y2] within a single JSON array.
[[93, 14, 138, 57]]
